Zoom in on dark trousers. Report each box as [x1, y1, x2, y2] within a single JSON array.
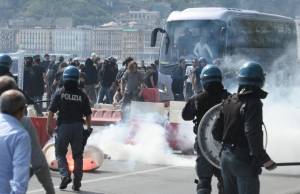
[[185, 82, 193, 101], [121, 91, 140, 109], [85, 84, 96, 105], [195, 142, 223, 194], [55, 123, 84, 183], [220, 147, 260, 194], [98, 86, 111, 104]]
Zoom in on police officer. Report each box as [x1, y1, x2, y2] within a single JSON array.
[[46, 66, 92, 191], [0, 54, 36, 106], [182, 65, 230, 194], [212, 62, 276, 194], [0, 54, 14, 77]]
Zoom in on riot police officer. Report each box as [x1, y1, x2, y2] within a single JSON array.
[[46, 66, 92, 191], [0, 54, 13, 76], [212, 62, 276, 194], [182, 64, 230, 194]]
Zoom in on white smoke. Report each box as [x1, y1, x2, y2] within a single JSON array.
[[220, 46, 300, 175], [88, 104, 195, 168], [263, 59, 300, 175], [175, 123, 195, 152]]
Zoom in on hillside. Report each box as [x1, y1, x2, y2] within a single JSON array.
[[0, 0, 299, 26]]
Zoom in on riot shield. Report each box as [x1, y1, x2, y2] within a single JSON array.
[[197, 103, 222, 169]]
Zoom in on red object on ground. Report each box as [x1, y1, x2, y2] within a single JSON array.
[[124, 119, 189, 151], [165, 123, 180, 149], [142, 88, 160, 102], [31, 117, 55, 147]]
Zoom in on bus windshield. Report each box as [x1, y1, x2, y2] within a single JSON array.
[[160, 20, 226, 74]]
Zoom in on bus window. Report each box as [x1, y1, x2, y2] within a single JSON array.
[[228, 19, 296, 49], [227, 19, 297, 68]]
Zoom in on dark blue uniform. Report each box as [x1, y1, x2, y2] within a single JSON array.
[[212, 88, 271, 194], [49, 86, 92, 184], [182, 83, 229, 194]]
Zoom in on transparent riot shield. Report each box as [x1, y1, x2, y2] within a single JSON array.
[[9, 50, 25, 89]]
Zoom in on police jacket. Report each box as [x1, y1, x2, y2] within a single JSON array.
[[49, 86, 92, 125], [212, 88, 271, 166], [182, 83, 230, 134]]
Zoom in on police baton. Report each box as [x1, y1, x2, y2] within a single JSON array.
[[276, 162, 300, 167]]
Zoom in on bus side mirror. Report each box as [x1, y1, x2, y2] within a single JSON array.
[[151, 28, 170, 54], [151, 28, 167, 47]]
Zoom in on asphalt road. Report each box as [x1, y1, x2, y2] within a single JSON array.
[[28, 158, 300, 194]]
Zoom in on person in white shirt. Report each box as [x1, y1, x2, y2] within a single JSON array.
[[193, 37, 214, 62]]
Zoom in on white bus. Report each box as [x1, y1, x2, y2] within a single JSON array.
[[151, 7, 297, 99]]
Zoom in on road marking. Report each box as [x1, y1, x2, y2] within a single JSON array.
[[27, 165, 177, 193]]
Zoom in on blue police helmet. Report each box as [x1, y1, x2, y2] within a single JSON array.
[[200, 64, 222, 88], [63, 66, 80, 81], [238, 62, 265, 88], [0, 54, 12, 69]]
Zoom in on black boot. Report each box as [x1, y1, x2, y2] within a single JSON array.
[[59, 176, 72, 190], [72, 179, 81, 191]]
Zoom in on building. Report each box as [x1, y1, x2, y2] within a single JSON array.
[[92, 25, 159, 64], [14, 26, 159, 62], [119, 10, 161, 29], [10, 10, 161, 61], [121, 28, 144, 61], [52, 28, 92, 57], [0, 28, 18, 53], [92, 26, 122, 59], [16, 28, 53, 55], [9, 17, 54, 29]]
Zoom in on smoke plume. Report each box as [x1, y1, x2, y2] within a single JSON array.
[[88, 104, 195, 169]]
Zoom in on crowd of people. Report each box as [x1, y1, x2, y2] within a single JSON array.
[[22, 54, 159, 113]]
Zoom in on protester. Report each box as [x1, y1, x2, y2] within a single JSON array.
[[121, 61, 144, 108], [116, 56, 133, 81], [23, 57, 35, 98], [192, 57, 207, 94], [171, 58, 187, 101], [83, 58, 98, 105], [113, 81, 123, 106], [98, 58, 117, 103], [144, 63, 158, 88], [31, 56, 45, 115], [45, 55, 58, 100], [52, 62, 68, 92], [42, 54, 51, 71]]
